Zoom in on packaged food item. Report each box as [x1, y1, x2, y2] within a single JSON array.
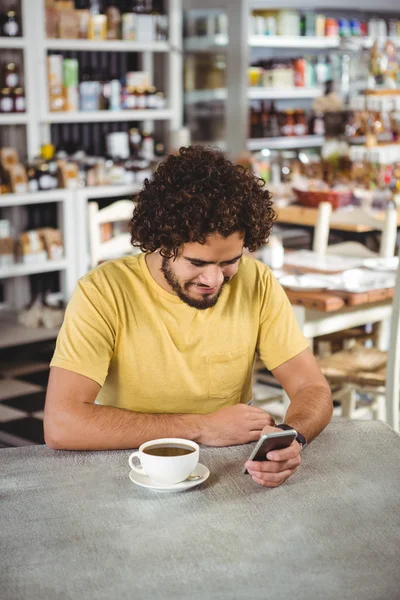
[[315, 15, 325, 37], [58, 10, 79, 39], [325, 18, 338, 37], [39, 228, 64, 260], [13, 87, 25, 113], [88, 14, 107, 40], [64, 86, 79, 112], [0, 148, 19, 171], [63, 58, 79, 88], [106, 3, 121, 40], [47, 55, 63, 87], [9, 164, 28, 193], [294, 58, 306, 87], [76, 9, 90, 38], [122, 13, 136, 40], [45, 8, 59, 38], [49, 85, 65, 112], [0, 88, 13, 113]]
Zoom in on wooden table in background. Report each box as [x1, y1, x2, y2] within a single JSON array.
[[275, 204, 400, 233]]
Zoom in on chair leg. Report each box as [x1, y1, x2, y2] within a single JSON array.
[[371, 393, 386, 421], [340, 387, 356, 418]]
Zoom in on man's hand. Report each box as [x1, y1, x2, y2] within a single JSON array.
[[244, 425, 301, 487], [198, 404, 275, 447]]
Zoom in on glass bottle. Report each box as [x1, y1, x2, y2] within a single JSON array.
[[3, 63, 20, 89], [0, 88, 13, 113], [13, 87, 25, 113], [2, 10, 20, 37], [106, 0, 121, 40]]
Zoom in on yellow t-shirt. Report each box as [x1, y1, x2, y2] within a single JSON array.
[[51, 254, 308, 414]]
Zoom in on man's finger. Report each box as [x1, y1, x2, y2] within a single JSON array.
[[251, 469, 294, 487], [266, 442, 300, 462], [246, 456, 301, 474]]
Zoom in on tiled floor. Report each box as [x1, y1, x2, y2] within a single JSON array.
[[0, 342, 54, 447]]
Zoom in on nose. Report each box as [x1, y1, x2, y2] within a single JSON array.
[[198, 265, 224, 288]]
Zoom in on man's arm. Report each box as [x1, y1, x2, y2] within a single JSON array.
[[244, 348, 332, 487], [272, 347, 333, 442], [44, 367, 275, 451]]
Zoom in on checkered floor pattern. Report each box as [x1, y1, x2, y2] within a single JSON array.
[[0, 342, 54, 447]]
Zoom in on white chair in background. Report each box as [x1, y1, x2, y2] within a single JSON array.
[[318, 245, 400, 432], [88, 199, 139, 268], [313, 201, 398, 259]]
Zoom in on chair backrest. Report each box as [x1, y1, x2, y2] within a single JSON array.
[[313, 202, 398, 259], [88, 199, 136, 268], [386, 244, 400, 432]]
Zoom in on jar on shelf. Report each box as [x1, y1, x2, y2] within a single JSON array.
[[13, 87, 25, 113], [0, 88, 13, 113], [3, 62, 20, 89], [1, 10, 20, 37]]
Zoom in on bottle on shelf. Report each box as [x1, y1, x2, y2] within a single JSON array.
[[0, 87, 13, 113], [3, 62, 20, 89], [88, 0, 107, 40], [1, 10, 20, 38], [106, 0, 121, 40], [13, 87, 26, 113]]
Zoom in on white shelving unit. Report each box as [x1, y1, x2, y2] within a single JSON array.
[[0, 37, 26, 49], [43, 40, 170, 52], [247, 135, 324, 151], [185, 87, 321, 104], [183, 0, 400, 157], [0, 0, 183, 349], [0, 260, 68, 280], [0, 114, 30, 126], [42, 109, 174, 124]]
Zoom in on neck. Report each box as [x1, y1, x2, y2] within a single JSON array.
[[145, 251, 175, 295]]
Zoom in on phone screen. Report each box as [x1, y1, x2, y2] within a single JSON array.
[[243, 430, 297, 474]]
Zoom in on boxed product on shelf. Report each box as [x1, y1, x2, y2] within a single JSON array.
[[39, 228, 64, 260], [58, 9, 79, 39], [17, 231, 47, 265], [8, 164, 28, 193], [0, 220, 13, 268], [0, 236, 13, 268], [47, 55, 63, 87], [0, 147, 19, 172]]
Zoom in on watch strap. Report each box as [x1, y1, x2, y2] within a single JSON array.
[[276, 423, 307, 449]]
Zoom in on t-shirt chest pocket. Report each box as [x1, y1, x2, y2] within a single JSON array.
[[207, 346, 248, 400]]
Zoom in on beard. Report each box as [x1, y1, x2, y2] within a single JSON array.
[[161, 257, 229, 310]]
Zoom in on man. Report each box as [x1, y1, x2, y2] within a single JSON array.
[[44, 146, 332, 487]]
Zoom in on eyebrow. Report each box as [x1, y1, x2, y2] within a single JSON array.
[[183, 254, 243, 266]]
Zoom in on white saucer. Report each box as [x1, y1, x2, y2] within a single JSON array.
[[129, 463, 210, 493]]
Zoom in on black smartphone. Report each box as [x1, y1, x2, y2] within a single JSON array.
[[243, 429, 297, 474]]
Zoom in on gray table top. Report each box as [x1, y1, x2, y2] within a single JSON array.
[[1, 420, 400, 600]]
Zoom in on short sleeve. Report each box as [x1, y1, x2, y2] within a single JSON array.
[[50, 280, 116, 386], [257, 270, 309, 371]]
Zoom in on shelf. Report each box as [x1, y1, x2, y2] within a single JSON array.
[[44, 39, 170, 52], [0, 260, 68, 280], [184, 35, 228, 52], [185, 35, 341, 51], [185, 88, 322, 104], [250, 35, 340, 48], [0, 312, 60, 349], [0, 37, 26, 49], [247, 135, 324, 151], [79, 184, 142, 199], [248, 87, 322, 100], [42, 109, 173, 123], [0, 190, 69, 207], [0, 113, 30, 126]]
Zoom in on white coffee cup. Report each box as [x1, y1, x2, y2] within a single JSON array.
[[128, 438, 199, 485]]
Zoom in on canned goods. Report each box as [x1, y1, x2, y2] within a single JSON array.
[[338, 18, 351, 37]]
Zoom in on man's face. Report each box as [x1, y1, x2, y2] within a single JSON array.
[[161, 232, 244, 310]]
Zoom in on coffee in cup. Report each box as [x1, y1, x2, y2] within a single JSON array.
[[129, 438, 199, 485]]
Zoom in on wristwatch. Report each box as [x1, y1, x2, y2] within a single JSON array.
[[276, 423, 307, 450]]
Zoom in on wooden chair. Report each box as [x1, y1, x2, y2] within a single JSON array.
[[88, 200, 139, 268], [317, 246, 400, 432]]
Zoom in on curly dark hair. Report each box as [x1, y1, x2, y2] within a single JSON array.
[[130, 145, 276, 258]]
